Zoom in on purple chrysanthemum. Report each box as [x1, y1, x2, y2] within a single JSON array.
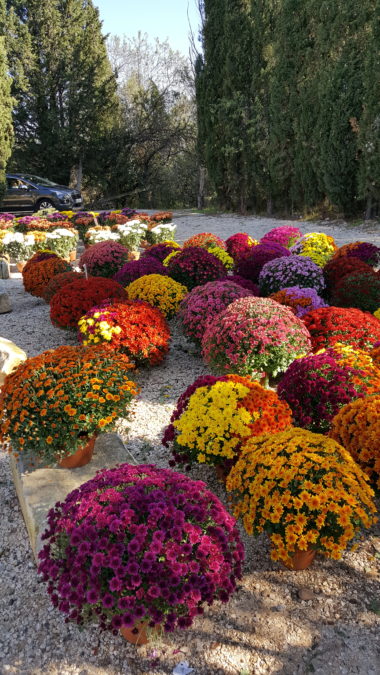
[[259, 255, 325, 295], [113, 256, 167, 285], [236, 243, 291, 283], [38, 464, 244, 634]]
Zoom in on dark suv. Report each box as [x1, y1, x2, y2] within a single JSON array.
[[1, 173, 83, 213]]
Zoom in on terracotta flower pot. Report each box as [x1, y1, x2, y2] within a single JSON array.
[[215, 464, 229, 484], [282, 548, 316, 571], [127, 250, 140, 261], [69, 250, 77, 262], [120, 620, 159, 646], [58, 434, 97, 468], [16, 261, 26, 272]]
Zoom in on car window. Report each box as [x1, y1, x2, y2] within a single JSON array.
[[7, 178, 23, 189], [18, 174, 58, 187]]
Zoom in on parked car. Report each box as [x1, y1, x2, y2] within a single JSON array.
[[1, 173, 83, 213]]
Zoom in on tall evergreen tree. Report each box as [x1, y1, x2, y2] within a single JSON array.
[[250, 0, 281, 213], [358, 0, 380, 217], [197, 0, 379, 216], [0, 0, 14, 201], [268, 0, 312, 213], [195, 0, 230, 207], [314, 1, 372, 214], [8, 0, 119, 187], [212, 0, 253, 212]]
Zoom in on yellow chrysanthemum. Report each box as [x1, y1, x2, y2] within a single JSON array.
[[226, 428, 377, 567], [126, 274, 187, 318]]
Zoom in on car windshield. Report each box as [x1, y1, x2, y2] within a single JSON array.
[[17, 174, 59, 187]]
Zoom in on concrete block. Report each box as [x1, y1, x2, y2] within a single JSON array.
[[10, 433, 133, 563]]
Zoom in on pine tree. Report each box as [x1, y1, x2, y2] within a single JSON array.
[[9, 0, 119, 187], [0, 0, 14, 202]]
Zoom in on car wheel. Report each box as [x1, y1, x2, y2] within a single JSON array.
[[34, 199, 55, 212]]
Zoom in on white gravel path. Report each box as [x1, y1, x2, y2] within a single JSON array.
[[0, 213, 379, 675]]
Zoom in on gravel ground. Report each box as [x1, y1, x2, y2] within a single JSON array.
[[0, 213, 380, 675]]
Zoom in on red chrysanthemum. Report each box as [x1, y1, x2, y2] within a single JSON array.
[[303, 307, 380, 352], [50, 277, 127, 329]]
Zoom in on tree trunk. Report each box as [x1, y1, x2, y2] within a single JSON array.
[[197, 165, 206, 209], [76, 158, 83, 192], [365, 194, 372, 220], [266, 196, 273, 216]]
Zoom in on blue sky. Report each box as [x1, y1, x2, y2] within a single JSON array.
[[94, 0, 201, 56]]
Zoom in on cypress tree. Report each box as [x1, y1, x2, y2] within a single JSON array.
[[358, 0, 380, 218], [0, 0, 14, 201], [196, 0, 229, 207], [268, 0, 312, 213], [313, 1, 371, 214], [218, 0, 254, 212], [197, 0, 379, 216], [250, 0, 282, 214]]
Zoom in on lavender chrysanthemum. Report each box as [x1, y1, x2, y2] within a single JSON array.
[[259, 255, 325, 296]]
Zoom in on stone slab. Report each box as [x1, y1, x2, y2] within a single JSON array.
[[10, 432, 134, 563], [0, 336, 26, 386], [0, 293, 12, 312]]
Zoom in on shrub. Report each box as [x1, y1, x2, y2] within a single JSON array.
[[22, 256, 71, 297], [43, 271, 85, 303], [167, 246, 227, 290], [126, 274, 187, 319], [303, 306, 380, 351], [50, 277, 127, 329], [38, 464, 244, 632], [329, 395, 380, 490], [0, 213, 15, 230], [183, 232, 226, 250], [225, 233, 257, 261], [226, 429, 377, 567], [140, 241, 181, 263], [178, 280, 254, 347], [290, 232, 337, 266], [259, 255, 325, 296], [201, 296, 311, 380], [227, 274, 260, 294], [78, 300, 170, 366], [330, 271, 380, 313], [236, 243, 290, 283], [207, 246, 234, 271], [277, 346, 380, 433], [70, 212, 96, 239], [323, 256, 373, 294], [0, 344, 137, 465], [79, 241, 129, 278], [165, 375, 292, 470], [113, 256, 167, 286], [331, 241, 380, 266], [269, 286, 328, 318], [44, 228, 78, 259], [144, 222, 177, 244], [260, 225, 302, 248]]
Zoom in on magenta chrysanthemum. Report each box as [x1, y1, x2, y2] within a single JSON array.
[[38, 464, 244, 633], [202, 296, 311, 379]]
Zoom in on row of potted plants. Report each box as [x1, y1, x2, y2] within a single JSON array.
[[1, 223, 379, 645]]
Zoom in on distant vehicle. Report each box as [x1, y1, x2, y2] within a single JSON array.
[[1, 173, 83, 213]]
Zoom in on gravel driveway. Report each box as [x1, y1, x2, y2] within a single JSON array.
[[0, 213, 379, 675]]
